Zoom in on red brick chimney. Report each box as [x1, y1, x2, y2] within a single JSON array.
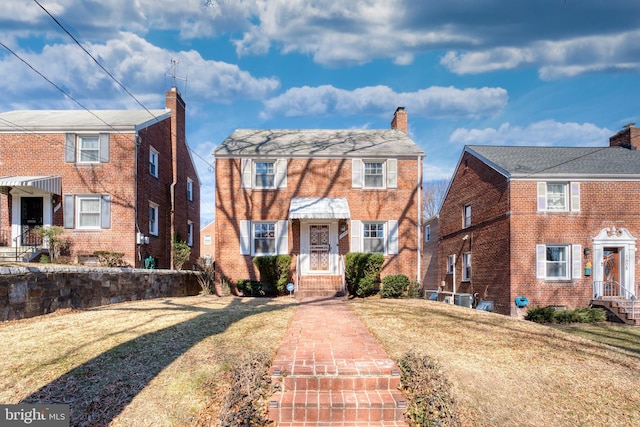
[[391, 107, 408, 134], [609, 123, 639, 150]]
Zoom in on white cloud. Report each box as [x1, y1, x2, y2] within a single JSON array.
[[261, 85, 507, 119], [449, 120, 613, 147], [423, 162, 455, 181], [442, 30, 640, 80], [0, 32, 279, 111]]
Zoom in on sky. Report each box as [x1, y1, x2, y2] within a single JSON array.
[[2, 0, 640, 225]]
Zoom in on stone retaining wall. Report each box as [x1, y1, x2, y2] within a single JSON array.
[[0, 266, 201, 321]]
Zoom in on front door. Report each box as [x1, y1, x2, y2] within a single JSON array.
[[603, 248, 619, 296], [20, 197, 43, 245], [309, 224, 330, 271]]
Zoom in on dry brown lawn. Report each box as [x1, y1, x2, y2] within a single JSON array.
[[3, 294, 640, 426], [349, 298, 640, 427], [0, 296, 296, 426]]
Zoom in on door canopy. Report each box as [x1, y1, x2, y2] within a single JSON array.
[[288, 197, 350, 219]]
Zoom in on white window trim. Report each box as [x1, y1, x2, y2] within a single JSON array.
[[203, 234, 211, 245], [187, 178, 193, 201], [536, 244, 579, 280], [537, 182, 580, 212], [425, 224, 431, 242], [462, 252, 471, 281], [187, 221, 194, 247], [77, 135, 100, 164], [352, 159, 397, 189], [362, 221, 386, 254], [447, 255, 455, 274], [76, 195, 101, 229], [150, 147, 159, 178], [463, 204, 471, 228], [149, 202, 159, 236], [242, 159, 287, 189], [252, 221, 276, 255], [350, 220, 398, 255]]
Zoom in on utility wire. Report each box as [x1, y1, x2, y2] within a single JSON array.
[[32, 0, 159, 121]]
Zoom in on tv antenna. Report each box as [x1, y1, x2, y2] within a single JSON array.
[[166, 58, 188, 93]]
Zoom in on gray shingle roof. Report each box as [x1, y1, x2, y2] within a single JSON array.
[[215, 129, 425, 158], [467, 145, 640, 178], [0, 109, 169, 132]]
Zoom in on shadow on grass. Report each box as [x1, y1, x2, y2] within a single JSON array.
[[20, 297, 293, 427]]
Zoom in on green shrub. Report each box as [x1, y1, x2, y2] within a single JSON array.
[[252, 255, 292, 295], [381, 274, 410, 298], [173, 238, 191, 270], [39, 254, 51, 264], [398, 351, 459, 426], [344, 252, 384, 297], [526, 306, 607, 324], [236, 279, 277, 297]]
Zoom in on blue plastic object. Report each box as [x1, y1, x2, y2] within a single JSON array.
[[515, 296, 529, 308]]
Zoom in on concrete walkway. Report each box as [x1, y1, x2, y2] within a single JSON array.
[[268, 297, 408, 426]]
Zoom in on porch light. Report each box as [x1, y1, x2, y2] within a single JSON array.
[[584, 247, 591, 257]]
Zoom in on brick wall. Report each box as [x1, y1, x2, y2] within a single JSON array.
[[215, 157, 421, 284], [0, 91, 199, 269], [510, 180, 640, 314], [440, 151, 640, 316], [439, 152, 511, 313]]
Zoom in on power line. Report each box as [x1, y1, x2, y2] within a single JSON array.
[[0, 41, 128, 134], [32, 0, 159, 122]]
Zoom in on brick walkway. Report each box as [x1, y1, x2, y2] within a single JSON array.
[[268, 296, 408, 426]]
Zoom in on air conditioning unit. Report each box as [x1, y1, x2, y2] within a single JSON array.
[[443, 296, 453, 304], [454, 293, 474, 308]]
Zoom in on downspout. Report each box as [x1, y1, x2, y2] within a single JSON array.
[[417, 154, 423, 284], [169, 114, 178, 270]]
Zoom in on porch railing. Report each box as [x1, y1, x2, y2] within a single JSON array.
[[12, 226, 42, 261], [295, 255, 300, 292], [339, 255, 346, 296], [593, 280, 636, 300]]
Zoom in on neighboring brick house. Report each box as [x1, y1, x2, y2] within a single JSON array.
[[200, 220, 215, 264], [0, 88, 200, 268], [438, 125, 640, 319], [421, 215, 439, 290], [213, 108, 425, 293]]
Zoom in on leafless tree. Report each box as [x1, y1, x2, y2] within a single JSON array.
[[422, 179, 448, 220]]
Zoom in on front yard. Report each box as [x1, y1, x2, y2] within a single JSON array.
[[1, 295, 639, 426]]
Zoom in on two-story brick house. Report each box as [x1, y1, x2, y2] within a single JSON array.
[[213, 108, 425, 294], [0, 88, 200, 268], [438, 125, 640, 320]]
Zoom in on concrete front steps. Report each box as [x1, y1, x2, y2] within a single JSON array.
[[268, 361, 407, 425], [296, 275, 346, 298]]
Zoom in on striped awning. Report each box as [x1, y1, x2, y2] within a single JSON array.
[[0, 176, 62, 195], [288, 197, 350, 219]]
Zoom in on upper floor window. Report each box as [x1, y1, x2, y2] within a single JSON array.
[[63, 194, 111, 230], [78, 136, 99, 163], [463, 204, 471, 228], [425, 224, 431, 242], [364, 162, 384, 188], [352, 158, 397, 189], [203, 234, 211, 245], [150, 148, 159, 178], [187, 178, 194, 201], [65, 133, 109, 163], [363, 222, 385, 253], [537, 182, 580, 212], [241, 159, 287, 189], [187, 221, 194, 246], [462, 252, 471, 281], [149, 202, 159, 236], [536, 244, 582, 280], [255, 162, 275, 188]]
